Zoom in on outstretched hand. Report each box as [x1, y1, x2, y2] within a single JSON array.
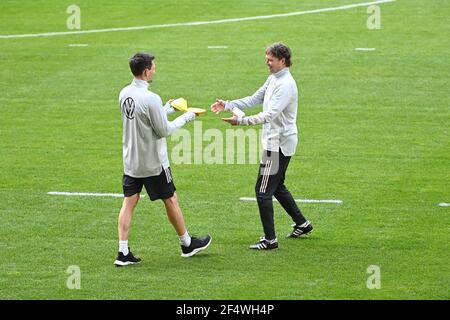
[[222, 115, 238, 126], [210, 99, 226, 114]]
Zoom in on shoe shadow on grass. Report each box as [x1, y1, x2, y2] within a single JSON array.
[[288, 235, 316, 240], [183, 252, 218, 259], [113, 251, 217, 269]]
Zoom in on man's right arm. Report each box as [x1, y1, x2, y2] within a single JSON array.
[[163, 101, 176, 115], [147, 96, 195, 138], [224, 77, 270, 111]]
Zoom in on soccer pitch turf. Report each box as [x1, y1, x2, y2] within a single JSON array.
[[0, 0, 449, 299]]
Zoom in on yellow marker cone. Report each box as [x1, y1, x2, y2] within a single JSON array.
[[170, 98, 188, 112], [187, 107, 206, 116], [170, 98, 206, 115]]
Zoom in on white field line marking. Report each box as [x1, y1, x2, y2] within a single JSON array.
[[0, 0, 396, 39], [240, 197, 343, 204], [68, 43, 89, 47], [47, 191, 145, 198], [208, 45, 228, 49], [438, 203, 450, 207], [355, 47, 376, 51]]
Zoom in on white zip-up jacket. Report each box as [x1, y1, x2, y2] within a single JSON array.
[[119, 79, 195, 178], [225, 68, 299, 156]]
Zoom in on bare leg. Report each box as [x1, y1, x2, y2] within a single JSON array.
[[118, 193, 140, 241], [162, 192, 187, 236]]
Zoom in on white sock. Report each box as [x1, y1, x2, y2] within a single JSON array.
[[179, 231, 191, 247], [119, 240, 129, 256]]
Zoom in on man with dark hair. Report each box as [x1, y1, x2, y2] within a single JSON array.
[[129, 52, 156, 77], [114, 52, 212, 266], [211, 43, 312, 250]]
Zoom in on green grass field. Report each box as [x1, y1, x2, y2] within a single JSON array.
[[0, 0, 449, 299]]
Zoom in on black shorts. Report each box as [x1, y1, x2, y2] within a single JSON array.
[[122, 167, 176, 201]]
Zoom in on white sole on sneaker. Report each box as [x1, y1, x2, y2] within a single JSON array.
[[181, 237, 212, 258], [287, 229, 313, 238], [114, 260, 139, 266]]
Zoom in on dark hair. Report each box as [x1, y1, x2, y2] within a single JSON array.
[[266, 43, 292, 67], [129, 53, 155, 76]]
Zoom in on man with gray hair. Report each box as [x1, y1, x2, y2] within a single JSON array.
[[211, 43, 313, 250]]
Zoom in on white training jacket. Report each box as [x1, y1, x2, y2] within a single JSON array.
[[225, 68, 299, 156], [119, 79, 195, 178]]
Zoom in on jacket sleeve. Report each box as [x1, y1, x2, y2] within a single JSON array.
[[163, 101, 176, 115], [224, 78, 270, 111], [237, 82, 293, 126], [147, 96, 195, 138]]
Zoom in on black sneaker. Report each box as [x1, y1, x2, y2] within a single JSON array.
[[249, 237, 278, 250], [181, 235, 212, 257], [114, 248, 142, 267], [287, 221, 313, 238]]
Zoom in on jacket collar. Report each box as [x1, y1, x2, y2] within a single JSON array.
[[273, 67, 289, 78], [132, 78, 149, 88]]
